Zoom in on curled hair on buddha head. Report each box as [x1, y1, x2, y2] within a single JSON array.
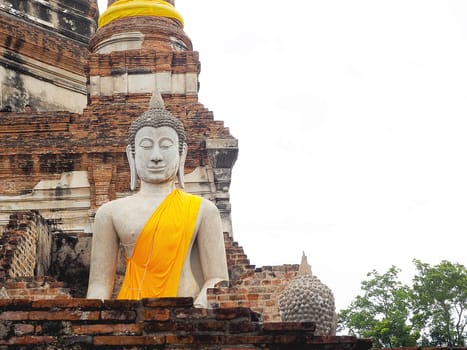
[[128, 91, 186, 155]]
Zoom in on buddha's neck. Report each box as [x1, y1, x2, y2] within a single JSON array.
[[138, 180, 176, 198]]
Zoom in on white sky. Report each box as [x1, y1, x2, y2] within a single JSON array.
[[97, 0, 467, 311]]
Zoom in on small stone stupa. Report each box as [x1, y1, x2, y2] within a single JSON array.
[[278, 253, 337, 335]]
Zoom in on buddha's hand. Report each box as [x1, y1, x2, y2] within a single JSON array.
[[193, 291, 208, 308], [193, 277, 226, 308]]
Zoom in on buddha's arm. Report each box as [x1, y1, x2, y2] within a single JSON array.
[[86, 204, 119, 299], [194, 199, 229, 308]]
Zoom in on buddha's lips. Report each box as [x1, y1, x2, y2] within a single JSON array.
[[147, 167, 165, 171]]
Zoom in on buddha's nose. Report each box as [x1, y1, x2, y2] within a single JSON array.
[[150, 148, 163, 162]]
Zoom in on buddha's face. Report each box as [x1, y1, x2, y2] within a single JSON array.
[[134, 126, 180, 184]]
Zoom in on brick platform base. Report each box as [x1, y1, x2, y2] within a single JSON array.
[[0, 298, 371, 349]]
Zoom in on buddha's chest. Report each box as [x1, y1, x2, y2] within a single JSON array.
[[112, 207, 155, 251]]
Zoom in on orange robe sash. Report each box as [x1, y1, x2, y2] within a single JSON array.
[[117, 189, 202, 300]]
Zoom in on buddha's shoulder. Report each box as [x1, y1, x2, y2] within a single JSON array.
[[200, 197, 220, 215], [179, 191, 218, 215], [95, 196, 137, 216]]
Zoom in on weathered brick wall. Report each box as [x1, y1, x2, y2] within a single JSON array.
[[88, 164, 116, 207], [1, 214, 33, 278], [0, 298, 371, 349], [0, 112, 81, 196], [0, 5, 92, 76], [208, 265, 299, 323], [0, 212, 52, 280], [89, 16, 188, 52], [214, 233, 299, 322], [0, 277, 71, 300], [0, 98, 232, 199], [0, 1, 97, 112]]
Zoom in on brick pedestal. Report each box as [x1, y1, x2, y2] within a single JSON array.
[[0, 298, 371, 349]]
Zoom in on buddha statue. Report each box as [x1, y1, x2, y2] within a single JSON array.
[[86, 92, 229, 307]]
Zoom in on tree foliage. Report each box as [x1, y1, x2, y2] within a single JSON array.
[[411, 260, 467, 347], [337, 266, 418, 347], [338, 260, 467, 347]]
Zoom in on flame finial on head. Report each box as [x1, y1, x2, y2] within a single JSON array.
[[298, 252, 313, 276], [149, 90, 165, 110]]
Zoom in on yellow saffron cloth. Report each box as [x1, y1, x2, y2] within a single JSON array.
[[98, 0, 184, 28], [117, 189, 201, 300]]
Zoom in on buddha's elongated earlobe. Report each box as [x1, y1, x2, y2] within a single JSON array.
[[177, 143, 187, 189], [126, 145, 137, 191]]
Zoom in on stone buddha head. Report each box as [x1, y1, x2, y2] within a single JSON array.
[[127, 93, 187, 191]]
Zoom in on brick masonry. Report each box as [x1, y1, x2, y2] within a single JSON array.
[[0, 99, 232, 197], [207, 233, 299, 322], [0, 1, 95, 75], [0, 298, 371, 349], [0, 212, 52, 281], [0, 277, 71, 301], [0, 0, 97, 112]]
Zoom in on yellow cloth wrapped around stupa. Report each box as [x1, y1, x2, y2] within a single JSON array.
[[117, 189, 201, 300], [98, 0, 184, 28]]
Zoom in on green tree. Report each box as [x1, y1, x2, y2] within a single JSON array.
[[411, 260, 467, 347], [338, 266, 419, 347]]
